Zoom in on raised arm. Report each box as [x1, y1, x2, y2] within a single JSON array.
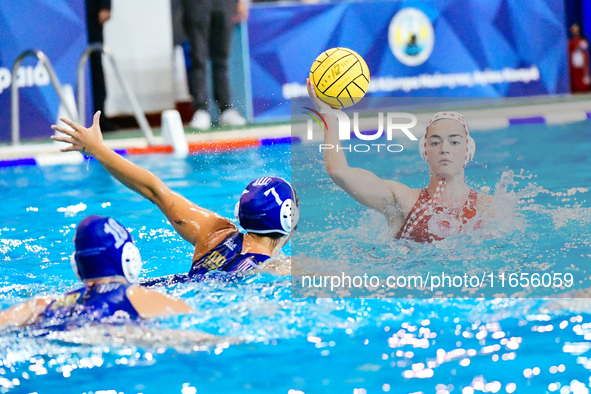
[[307, 79, 407, 214], [126, 286, 193, 319], [51, 112, 236, 247]]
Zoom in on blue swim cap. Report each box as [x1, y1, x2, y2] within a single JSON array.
[[235, 177, 299, 235], [71, 215, 142, 283]]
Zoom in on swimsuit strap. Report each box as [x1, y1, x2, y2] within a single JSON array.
[[460, 189, 479, 221], [66, 284, 95, 318], [399, 183, 479, 241], [468, 189, 478, 205], [400, 179, 446, 239]]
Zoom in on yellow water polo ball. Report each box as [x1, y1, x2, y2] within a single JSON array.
[[309, 47, 370, 109]]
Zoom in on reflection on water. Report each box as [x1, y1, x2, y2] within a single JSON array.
[[0, 132, 590, 392], [1, 279, 591, 393]]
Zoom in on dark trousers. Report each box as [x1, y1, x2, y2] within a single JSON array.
[[180, 0, 236, 112], [86, 0, 109, 114], [89, 51, 106, 113]]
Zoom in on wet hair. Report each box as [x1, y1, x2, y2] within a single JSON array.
[[262, 232, 287, 240]]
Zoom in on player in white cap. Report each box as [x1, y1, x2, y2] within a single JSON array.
[[307, 79, 493, 243]]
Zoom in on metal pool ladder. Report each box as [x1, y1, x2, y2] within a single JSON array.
[[77, 44, 154, 145], [11, 50, 77, 145], [11, 47, 154, 146]]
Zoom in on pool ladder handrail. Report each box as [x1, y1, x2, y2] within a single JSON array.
[[11, 47, 155, 146], [78, 44, 154, 145], [11, 50, 77, 146]]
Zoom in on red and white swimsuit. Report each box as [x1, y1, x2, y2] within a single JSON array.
[[396, 188, 479, 243]]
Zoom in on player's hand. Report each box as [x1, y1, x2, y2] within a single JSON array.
[[233, 2, 249, 23], [98, 9, 111, 25], [51, 111, 105, 156], [307, 78, 332, 112]]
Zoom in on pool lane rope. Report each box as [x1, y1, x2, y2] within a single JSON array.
[[0, 136, 300, 168], [3, 108, 591, 168]]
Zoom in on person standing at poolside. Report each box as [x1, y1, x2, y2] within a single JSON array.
[[50, 112, 298, 276], [180, 0, 249, 129], [307, 79, 492, 243], [85, 0, 118, 131], [568, 24, 591, 93], [0, 215, 193, 329]]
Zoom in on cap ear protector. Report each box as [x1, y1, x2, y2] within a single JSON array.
[[72, 216, 142, 283], [420, 111, 476, 168], [280, 197, 298, 233], [70, 251, 82, 281], [235, 177, 299, 235], [280, 181, 299, 233], [121, 242, 142, 283], [234, 190, 247, 223]]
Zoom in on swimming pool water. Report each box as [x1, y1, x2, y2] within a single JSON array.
[[291, 119, 591, 298], [0, 121, 590, 394]]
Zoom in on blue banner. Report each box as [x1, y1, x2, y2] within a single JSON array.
[[0, 0, 88, 143], [248, 0, 569, 122]]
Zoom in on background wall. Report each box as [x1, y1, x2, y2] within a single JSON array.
[[0, 0, 578, 142], [102, 0, 175, 116], [0, 0, 88, 142], [248, 0, 570, 122], [565, 0, 591, 39], [102, 0, 251, 122]]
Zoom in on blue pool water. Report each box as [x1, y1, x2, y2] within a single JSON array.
[[0, 120, 590, 394], [291, 118, 591, 299]]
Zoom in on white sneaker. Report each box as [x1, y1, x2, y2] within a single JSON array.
[[189, 110, 211, 130], [219, 108, 246, 127]]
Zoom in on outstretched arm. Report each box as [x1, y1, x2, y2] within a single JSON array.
[[51, 112, 236, 247], [0, 297, 53, 328], [126, 286, 193, 319], [307, 79, 407, 214]]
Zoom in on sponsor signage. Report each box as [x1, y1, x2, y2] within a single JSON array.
[[248, 0, 568, 121], [0, 1, 89, 142]]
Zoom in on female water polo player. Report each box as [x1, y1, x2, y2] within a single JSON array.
[[307, 79, 493, 243], [51, 112, 298, 276], [0, 215, 192, 328]]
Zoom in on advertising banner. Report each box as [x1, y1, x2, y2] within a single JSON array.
[[0, 1, 88, 143], [248, 0, 569, 122]]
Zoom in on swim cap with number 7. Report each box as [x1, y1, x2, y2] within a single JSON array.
[[235, 177, 299, 235]]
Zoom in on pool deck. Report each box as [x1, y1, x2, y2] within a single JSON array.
[[0, 124, 291, 160], [1, 95, 590, 166]]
